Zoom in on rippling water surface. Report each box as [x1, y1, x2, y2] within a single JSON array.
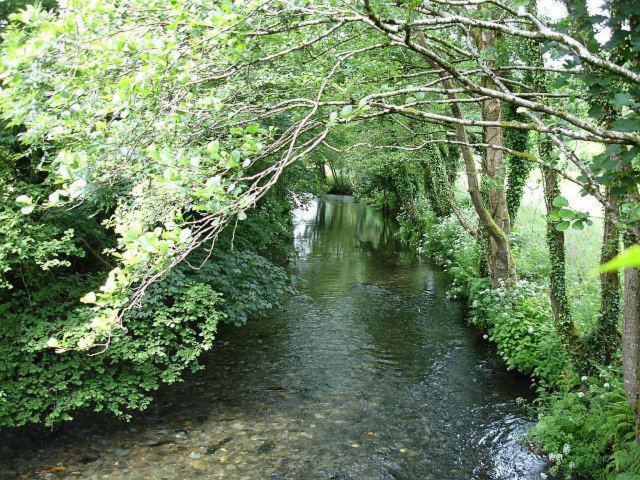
[[0, 195, 548, 479]]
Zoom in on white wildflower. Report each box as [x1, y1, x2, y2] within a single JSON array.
[[549, 452, 563, 462]]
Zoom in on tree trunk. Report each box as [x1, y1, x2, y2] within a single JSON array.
[[418, 31, 516, 288], [584, 190, 621, 364], [450, 100, 516, 288], [525, 15, 583, 363], [504, 102, 531, 225], [445, 98, 516, 288], [438, 143, 460, 186], [561, 0, 622, 367], [328, 162, 339, 189], [623, 223, 640, 434], [540, 137, 582, 359], [624, 266, 640, 431], [421, 144, 452, 218], [480, 31, 515, 288], [317, 158, 327, 183]]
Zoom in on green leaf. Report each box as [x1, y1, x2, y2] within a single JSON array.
[[206, 140, 220, 155], [117, 76, 132, 91], [612, 92, 633, 107], [558, 208, 575, 220], [600, 245, 640, 272], [81, 292, 97, 304], [556, 221, 571, 231], [246, 123, 260, 134], [552, 195, 569, 207], [612, 117, 639, 132]]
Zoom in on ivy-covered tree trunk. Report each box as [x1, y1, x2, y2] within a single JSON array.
[[541, 138, 582, 359], [438, 143, 460, 186], [504, 103, 531, 225], [526, 16, 583, 365], [585, 189, 621, 364], [585, 100, 621, 364], [561, 0, 621, 368]]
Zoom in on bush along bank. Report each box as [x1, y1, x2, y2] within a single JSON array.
[[397, 200, 637, 480], [0, 172, 306, 428]]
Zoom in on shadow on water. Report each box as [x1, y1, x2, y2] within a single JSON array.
[[0, 195, 549, 480]]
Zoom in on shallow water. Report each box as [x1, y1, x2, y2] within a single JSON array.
[[0, 195, 548, 479]]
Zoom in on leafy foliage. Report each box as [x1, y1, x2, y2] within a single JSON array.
[[0, 235, 291, 427], [533, 373, 636, 479], [1, 271, 223, 426]]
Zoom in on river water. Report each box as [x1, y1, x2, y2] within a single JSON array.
[[0, 195, 548, 479]]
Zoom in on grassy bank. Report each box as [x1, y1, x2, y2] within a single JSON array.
[[398, 198, 637, 479]]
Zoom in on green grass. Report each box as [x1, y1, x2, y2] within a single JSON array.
[[513, 204, 603, 333]]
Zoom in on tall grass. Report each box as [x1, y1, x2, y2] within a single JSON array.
[[513, 204, 603, 332]]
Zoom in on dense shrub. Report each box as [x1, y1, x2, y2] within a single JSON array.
[[398, 200, 481, 298], [0, 271, 222, 426], [0, 245, 290, 427], [532, 373, 636, 479], [187, 247, 292, 327], [469, 280, 569, 389]]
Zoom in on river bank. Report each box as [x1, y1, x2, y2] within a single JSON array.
[[398, 195, 635, 479]]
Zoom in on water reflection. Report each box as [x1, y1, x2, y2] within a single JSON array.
[[0, 195, 548, 479]]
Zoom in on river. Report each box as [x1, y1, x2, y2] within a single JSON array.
[[0, 195, 548, 479]]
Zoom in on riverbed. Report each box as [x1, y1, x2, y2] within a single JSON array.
[[0, 195, 548, 479]]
